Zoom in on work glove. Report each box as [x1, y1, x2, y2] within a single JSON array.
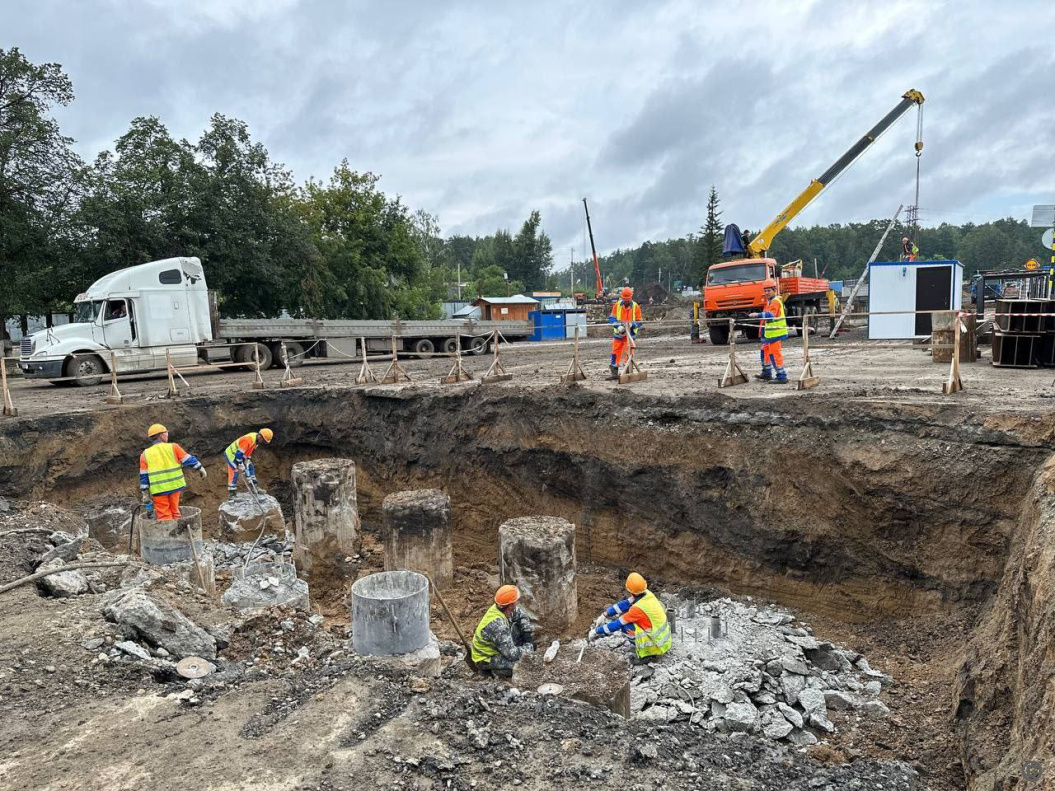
[[587, 629, 598, 642], [593, 615, 605, 628], [612, 326, 626, 339], [196, 464, 207, 480], [236, 460, 247, 472]]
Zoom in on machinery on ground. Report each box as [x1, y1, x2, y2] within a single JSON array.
[[699, 89, 925, 345]]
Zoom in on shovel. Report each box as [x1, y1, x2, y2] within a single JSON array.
[[423, 572, 479, 674]]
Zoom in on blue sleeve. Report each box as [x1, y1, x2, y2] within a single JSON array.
[[605, 598, 633, 618], [139, 472, 149, 489], [233, 449, 246, 463], [595, 617, 635, 637], [181, 454, 201, 468], [607, 314, 619, 325], [761, 311, 774, 319]]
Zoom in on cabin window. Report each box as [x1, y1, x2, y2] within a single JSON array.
[[159, 269, 182, 285]]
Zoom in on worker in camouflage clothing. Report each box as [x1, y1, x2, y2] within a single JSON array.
[[470, 585, 535, 677]]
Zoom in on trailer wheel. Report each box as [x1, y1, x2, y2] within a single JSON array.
[[468, 336, 489, 355], [65, 354, 105, 387], [708, 324, 730, 345], [412, 338, 435, 355], [273, 341, 305, 368], [235, 342, 273, 370], [442, 337, 460, 354]]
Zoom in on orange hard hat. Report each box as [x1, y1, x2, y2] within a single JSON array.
[[625, 572, 647, 595], [621, 287, 633, 300], [494, 585, 520, 607], [147, 423, 167, 438], [258, 428, 274, 443], [762, 279, 778, 290]]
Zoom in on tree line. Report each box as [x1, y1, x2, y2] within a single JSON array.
[[0, 47, 555, 336]]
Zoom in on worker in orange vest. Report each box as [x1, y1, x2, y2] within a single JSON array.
[[139, 424, 207, 521], [224, 428, 273, 496], [608, 286, 642, 379], [749, 280, 789, 383]]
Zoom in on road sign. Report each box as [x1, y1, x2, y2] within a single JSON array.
[[1043, 228, 1055, 250], [1026, 259, 1040, 270], [1031, 205, 1055, 228]]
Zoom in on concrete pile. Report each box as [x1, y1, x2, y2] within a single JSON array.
[[616, 597, 892, 746], [217, 492, 285, 543]]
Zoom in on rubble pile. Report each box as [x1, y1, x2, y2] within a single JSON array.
[[622, 597, 892, 746], [204, 534, 294, 570]]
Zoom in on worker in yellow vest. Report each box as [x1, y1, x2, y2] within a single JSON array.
[[608, 286, 643, 379], [224, 428, 273, 497], [589, 572, 672, 659], [138, 424, 207, 521], [470, 585, 535, 676], [749, 280, 789, 384]]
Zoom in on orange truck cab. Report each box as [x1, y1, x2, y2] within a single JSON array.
[[702, 258, 830, 345]]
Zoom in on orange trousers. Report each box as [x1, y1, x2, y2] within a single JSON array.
[[152, 491, 182, 521], [761, 340, 784, 368], [610, 336, 631, 366]]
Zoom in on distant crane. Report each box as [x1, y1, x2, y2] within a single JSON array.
[[582, 198, 605, 300]]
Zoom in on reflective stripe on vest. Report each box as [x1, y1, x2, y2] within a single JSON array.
[[471, 604, 506, 663], [224, 433, 257, 464], [632, 590, 672, 658], [144, 442, 186, 496], [612, 301, 639, 322], [763, 296, 788, 341]]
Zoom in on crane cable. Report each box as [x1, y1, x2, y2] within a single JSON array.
[[913, 102, 923, 251]]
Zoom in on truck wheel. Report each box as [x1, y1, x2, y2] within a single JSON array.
[[235, 343, 273, 370], [468, 336, 489, 355], [442, 337, 459, 354], [274, 341, 305, 368], [412, 338, 435, 355], [708, 324, 730, 345], [65, 354, 105, 387]]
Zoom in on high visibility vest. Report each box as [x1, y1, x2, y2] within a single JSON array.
[[762, 296, 788, 342], [224, 433, 258, 465], [611, 301, 640, 322], [632, 590, 672, 658], [143, 442, 186, 496], [471, 604, 506, 663]]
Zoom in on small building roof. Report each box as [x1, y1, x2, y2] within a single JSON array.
[[473, 296, 539, 305]]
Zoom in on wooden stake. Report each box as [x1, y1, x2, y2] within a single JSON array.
[[440, 333, 473, 384], [251, 344, 265, 390], [186, 526, 209, 594], [718, 318, 748, 388], [796, 315, 820, 390], [166, 348, 179, 398], [1, 356, 17, 417], [380, 335, 412, 384], [481, 330, 512, 383], [943, 312, 964, 394], [561, 324, 587, 383], [280, 341, 304, 387], [105, 351, 124, 404], [355, 337, 378, 384], [617, 322, 647, 384]]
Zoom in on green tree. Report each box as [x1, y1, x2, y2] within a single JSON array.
[[698, 186, 723, 275], [473, 264, 523, 298], [509, 210, 553, 291], [0, 47, 84, 332]]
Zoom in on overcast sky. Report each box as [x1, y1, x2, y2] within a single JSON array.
[[4, 0, 1054, 263]]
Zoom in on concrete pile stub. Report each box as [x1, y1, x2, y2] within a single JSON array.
[[222, 561, 309, 613], [135, 506, 215, 593], [291, 458, 360, 576], [218, 492, 285, 543], [513, 644, 630, 718], [498, 516, 577, 632], [350, 570, 439, 676], [382, 489, 453, 588], [85, 505, 133, 552]]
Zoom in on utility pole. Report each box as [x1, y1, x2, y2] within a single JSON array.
[[570, 247, 574, 294], [457, 260, 462, 300]]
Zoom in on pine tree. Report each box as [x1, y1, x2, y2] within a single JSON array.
[[700, 185, 723, 270]]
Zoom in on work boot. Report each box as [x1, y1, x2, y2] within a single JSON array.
[[609, 364, 620, 380], [753, 374, 773, 382], [768, 378, 790, 384], [227, 488, 238, 499]]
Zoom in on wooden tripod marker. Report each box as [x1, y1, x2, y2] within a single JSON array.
[[279, 341, 304, 387], [165, 348, 179, 398], [440, 333, 473, 384], [718, 318, 748, 387], [942, 312, 964, 395], [1, 356, 17, 417], [561, 324, 587, 383], [355, 337, 378, 384], [251, 345, 265, 390], [481, 330, 512, 383], [380, 335, 412, 384], [617, 321, 647, 384], [105, 351, 124, 404], [796, 316, 820, 390]]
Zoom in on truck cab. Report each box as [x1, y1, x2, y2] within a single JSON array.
[[19, 257, 212, 386]]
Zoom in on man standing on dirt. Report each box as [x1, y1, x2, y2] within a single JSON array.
[[471, 585, 535, 677], [224, 428, 274, 497], [608, 287, 642, 379], [589, 572, 672, 660], [139, 424, 207, 521], [749, 279, 789, 384]]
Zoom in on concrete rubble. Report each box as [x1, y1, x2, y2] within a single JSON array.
[[217, 492, 285, 543], [608, 597, 892, 746], [103, 589, 218, 659], [221, 560, 309, 613], [204, 534, 294, 570]]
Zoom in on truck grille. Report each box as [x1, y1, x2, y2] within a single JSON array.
[[20, 337, 33, 358]]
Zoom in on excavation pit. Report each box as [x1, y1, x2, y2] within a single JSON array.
[[221, 560, 309, 613], [350, 570, 430, 656], [382, 489, 453, 588], [498, 516, 577, 633], [512, 644, 631, 718]]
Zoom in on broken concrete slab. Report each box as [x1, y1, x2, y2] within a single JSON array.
[[38, 558, 89, 597], [218, 492, 284, 544], [103, 590, 216, 660], [85, 505, 133, 552]]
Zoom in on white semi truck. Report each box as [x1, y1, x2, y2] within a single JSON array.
[[18, 257, 531, 386]]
